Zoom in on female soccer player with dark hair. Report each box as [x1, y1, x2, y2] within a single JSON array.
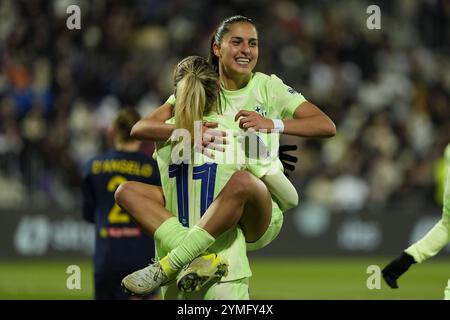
[[117, 15, 335, 298]]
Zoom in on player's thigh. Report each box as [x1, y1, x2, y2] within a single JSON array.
[[236, 172, 273, 243], [116, 181, 164, 206]]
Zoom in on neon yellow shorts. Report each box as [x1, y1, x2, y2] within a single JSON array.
[[161, 277, 250, 300], [246, 199, 283, 251]]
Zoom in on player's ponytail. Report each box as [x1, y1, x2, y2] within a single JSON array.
[[173, 56, 220, 140]]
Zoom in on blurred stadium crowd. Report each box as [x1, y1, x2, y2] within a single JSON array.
[[0, 0, 449, 215]]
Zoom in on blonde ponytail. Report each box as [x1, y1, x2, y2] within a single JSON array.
[[173, 56, 220, 141], [174, 72, 206, 138]]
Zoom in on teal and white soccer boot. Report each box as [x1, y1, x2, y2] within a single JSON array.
[[176, 253, 228, 292]]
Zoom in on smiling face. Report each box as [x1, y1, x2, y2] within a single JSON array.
[[213, 22, 259, 79]]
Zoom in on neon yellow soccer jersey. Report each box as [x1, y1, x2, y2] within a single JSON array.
[[167, 72, 307, 120], [155, 114, 283, 281]]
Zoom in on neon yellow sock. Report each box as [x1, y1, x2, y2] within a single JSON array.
[[154, 217, 188, 252], [168, 226, 215, 269], [159, 256, 178, 278]]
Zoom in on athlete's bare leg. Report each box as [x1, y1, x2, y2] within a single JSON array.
[[197, 170, 272, 242], [115, 181, 172, 235], [115, 171, 272, 243]]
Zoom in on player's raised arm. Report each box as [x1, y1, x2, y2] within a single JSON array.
[[131, 101, 227, 145], [130, 103, 174, 141], [283, 101, 336, 138], [235, 101, 336, 138]]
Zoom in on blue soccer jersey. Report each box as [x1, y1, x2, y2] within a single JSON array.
[[82, 149, 161, 298]]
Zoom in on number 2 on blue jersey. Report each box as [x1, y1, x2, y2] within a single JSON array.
[[168, 163, 217, 227]]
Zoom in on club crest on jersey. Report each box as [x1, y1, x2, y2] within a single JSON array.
[[254, 105, 267, 117], [287, 87, 298, 95]]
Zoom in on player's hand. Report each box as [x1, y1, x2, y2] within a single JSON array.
[[279, 145, 298, 178], [198, 121, 228, 159], [235, 110, 273, 131], [382, 252, 416, 289]]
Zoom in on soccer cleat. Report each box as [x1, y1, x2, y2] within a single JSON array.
[[176, 253, 228, 292], [121, 260, 174, 296]]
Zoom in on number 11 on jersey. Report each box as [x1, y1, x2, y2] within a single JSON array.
[[168, 163, 217, 227]]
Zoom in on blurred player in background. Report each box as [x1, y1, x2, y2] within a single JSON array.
[[81, 107, 161, 300], [118, 55, 298, 299], [382, 143, 450, 299]]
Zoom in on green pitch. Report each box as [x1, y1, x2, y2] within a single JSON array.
[[0, 257, 448, 300], [250, 257, 449, 300]]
